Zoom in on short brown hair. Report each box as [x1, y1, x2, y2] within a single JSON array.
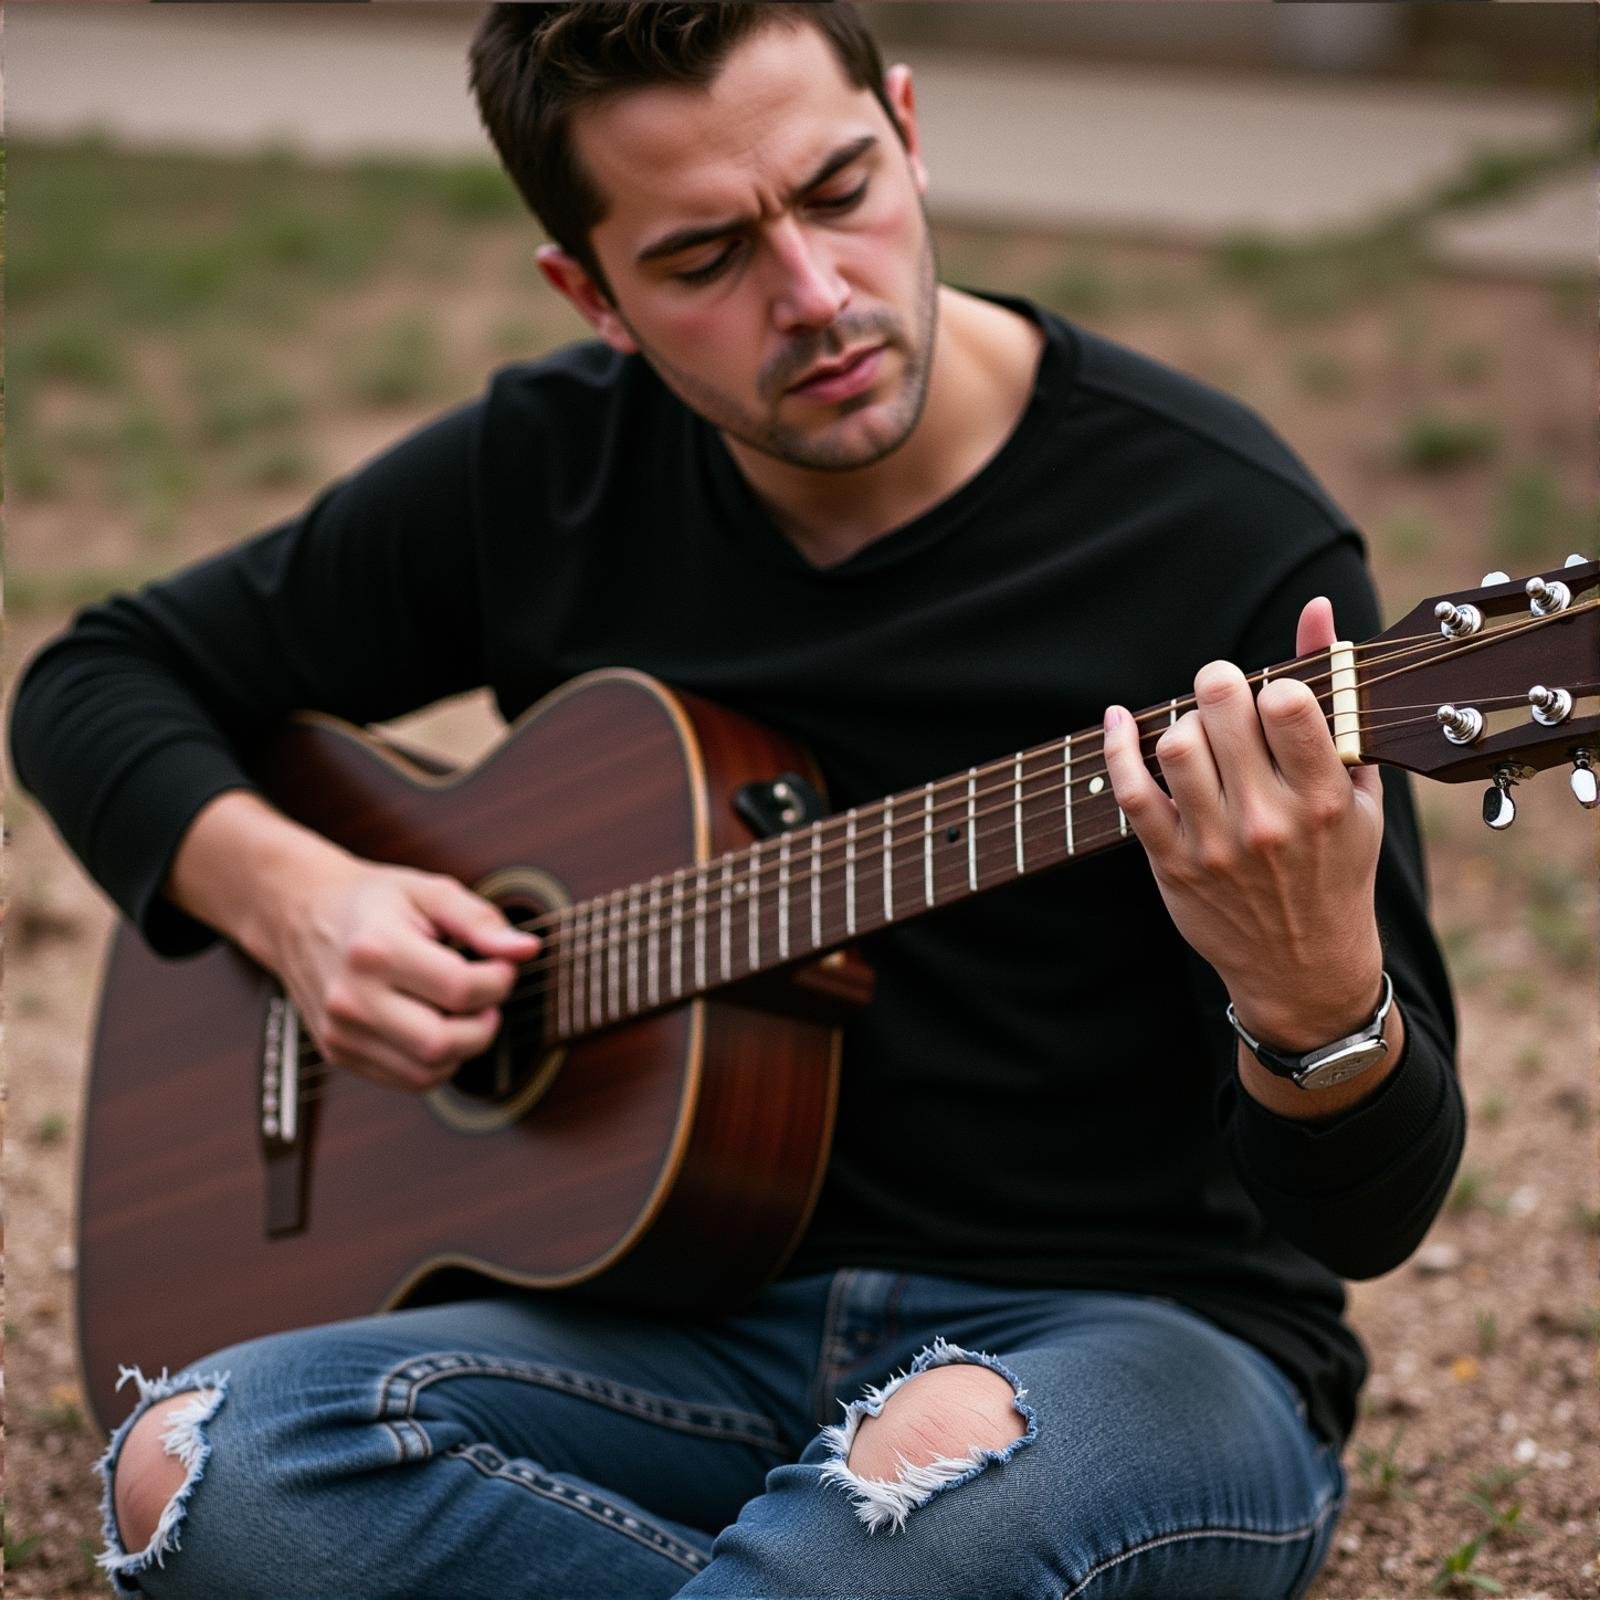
[[468, 2, 896, 293]]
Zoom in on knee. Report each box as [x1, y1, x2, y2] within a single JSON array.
[[112, 1388, 222, 1555], [846, 1362, 1026, 1483]]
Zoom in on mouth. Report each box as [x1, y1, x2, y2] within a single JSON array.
[[786, 344, 886, 400]]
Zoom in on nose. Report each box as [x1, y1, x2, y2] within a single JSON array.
[[767, 217, 850, 333]]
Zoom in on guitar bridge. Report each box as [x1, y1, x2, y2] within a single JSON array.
[[260, 992, 308, 1236]]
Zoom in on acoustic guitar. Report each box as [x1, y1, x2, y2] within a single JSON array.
[[75, 558, 1598, 1430]]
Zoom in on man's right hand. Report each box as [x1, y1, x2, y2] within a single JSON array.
[[166, 790, 542, 1093]]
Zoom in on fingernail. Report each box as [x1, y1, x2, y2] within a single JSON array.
[[1104, 706, 1124, 732]]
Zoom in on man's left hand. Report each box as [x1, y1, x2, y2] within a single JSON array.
[[1101, 595, 1386, 1053]]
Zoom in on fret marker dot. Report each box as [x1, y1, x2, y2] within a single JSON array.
[[946, 825, 962, 844], [1089, 776, 1105, 796]]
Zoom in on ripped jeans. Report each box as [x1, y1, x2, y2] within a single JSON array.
[[97, 1269, 1345, 1600]]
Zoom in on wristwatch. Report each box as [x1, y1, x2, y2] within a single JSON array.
[[1226, 972, 1394, 1091]]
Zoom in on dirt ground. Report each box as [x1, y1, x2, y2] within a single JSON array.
[[3, 145, 1597, 1598]]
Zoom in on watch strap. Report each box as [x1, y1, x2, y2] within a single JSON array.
[[1226, 971, 1394, 1090]]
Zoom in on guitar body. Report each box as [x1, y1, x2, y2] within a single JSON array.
[[77, 670, 861, 1432]]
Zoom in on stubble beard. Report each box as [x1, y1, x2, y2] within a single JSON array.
[[625, 226, 940, 474]]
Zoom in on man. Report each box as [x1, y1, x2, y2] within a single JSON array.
[[11, 5, 1460, 1597]]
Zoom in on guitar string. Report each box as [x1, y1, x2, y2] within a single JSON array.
[[468, 597, 1600, 949], [282, 600, 1597, 1095], [289, 688, 1597, 1104], [466, 603, 1600, 982]]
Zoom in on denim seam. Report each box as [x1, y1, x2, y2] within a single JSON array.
[[808, 1267, 857, 1425], [374, 1351, 783, 1456], [446, 1440, 709, 1575], [1058, 1490, 1342, 1600]]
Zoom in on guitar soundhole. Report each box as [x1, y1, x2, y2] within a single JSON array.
[[428, 877, 567, 1134]]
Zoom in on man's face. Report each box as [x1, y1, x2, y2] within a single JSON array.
[[562, 24, 937, 472]]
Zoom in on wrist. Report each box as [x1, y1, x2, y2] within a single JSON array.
[[1227, 953, 1386, 1054]]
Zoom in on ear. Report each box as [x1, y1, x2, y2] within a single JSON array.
[[535, 244, 638, 354], [882, 63, 928, 196]]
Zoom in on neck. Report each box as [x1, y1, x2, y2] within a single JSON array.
[[726, 287, 1045, 569]]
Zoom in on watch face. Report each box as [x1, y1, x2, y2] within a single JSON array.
[[1295, 1042, 1387, 1090]]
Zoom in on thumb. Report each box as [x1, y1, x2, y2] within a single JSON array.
[[412, 875, 542, 957], [1295, 594, 1336, 658]]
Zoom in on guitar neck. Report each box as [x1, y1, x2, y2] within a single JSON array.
[[548, 651, 1339, 1041]]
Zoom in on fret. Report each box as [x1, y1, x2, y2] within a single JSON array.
[[923, 781, 934, 907], [719, 857, 732, 981], [694, 868, 708, 990], [588, 899, 603, 1027], [646, 878, 661, 1007], [669, 869, 684, 999], [778, 834, 791, 960], [1012, 753, 1024, 874], [569, 904, 583, 1033], [606, 890, 622, 1022], [748, 847, 760, 970], [966, 767, 977, 892], [1063, 735, 1074, 855], [883, 798, 894, 922], [626, 886, 640, 1016], [845, 810, 857, 937], [810, 826, 822, 949], [1170, 697, 1179, 726], [556, 910, 570, 1039]]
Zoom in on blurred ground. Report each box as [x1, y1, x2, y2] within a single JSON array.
[[3, 130, 1598, 1600]]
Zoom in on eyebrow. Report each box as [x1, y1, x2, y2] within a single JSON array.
[[634, 133, 879, 266]]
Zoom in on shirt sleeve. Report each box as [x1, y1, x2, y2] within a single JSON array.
[[1210, 533, 1465, 1279], [9, 400, 489, 958]]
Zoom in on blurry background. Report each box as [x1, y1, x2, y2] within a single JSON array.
[[3, 5, 1596, 1596]]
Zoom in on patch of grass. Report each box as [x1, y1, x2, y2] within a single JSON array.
[[1475, 1092, 1507, 1129], [1038, 256, 1117, 319], [112, 404, 196, 543], [1490, 465, 1594, 569], [10, 313, 127, 389], [6, 561, 175, 617], [1448, 1166, 1507, 1217], [231, 439, 319, 491], [1570, 1201, 1600, 1237], [189, 355, 306, 446], [1353, 1423, 1410, 1500], [339, 315, 442, 408], [1441, 344, 1494, 386], [32, 1397, 86, 1432], [1513, 1044, 1543, 1078], [1290, 350, 1357, 399], [486, 312, 546, 361], [1431, 1531, 1501, 1594], [7, 440, 67, 499], [1473, 1309, 1498, 1356], [1396, 412, 1498, 472], [1464, 1468, 1538, 1544], [1216, 223, 1424, 325], [1377, 508, 1438, 562], [34, 1110, 69, 1145], [1497, 972, 1538, 1012]]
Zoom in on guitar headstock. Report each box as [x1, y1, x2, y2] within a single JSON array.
[[1352, 556, 1598, 822]]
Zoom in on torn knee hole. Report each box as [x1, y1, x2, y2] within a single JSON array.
[[818, 1338, 1038, 1535]]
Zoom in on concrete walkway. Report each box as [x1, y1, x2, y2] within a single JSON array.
[[5, 4, 1591, 276]]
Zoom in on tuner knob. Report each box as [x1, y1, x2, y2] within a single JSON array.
[[1526, 576, 1572, 616], [1528, 685, 1574, 726], [1481, 570, 1511, 587], [1437, 704, 1485, 745], [1434, 600, 1483, 639], [1482, 769, 1518, 830], [1573, 750, 1599, 810]]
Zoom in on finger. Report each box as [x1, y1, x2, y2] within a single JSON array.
[[1153, 708, 1225, 836], [343, 989, 503, 1087], [1101, 704, 1179, 854], [1192, 660, 1277, 806], [376, 927, 519, 1015], [1295, 595, 1336, 658], [1256, 675, 1352, 808], [410, 874, 542, 960]]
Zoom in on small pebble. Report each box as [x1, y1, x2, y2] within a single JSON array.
[[1338, 1533, 1361, 1554], [1507, 1184, 1540, 1217], [1513, 1436, 1539, 1464], [1413, 1241, 1462, 1275]]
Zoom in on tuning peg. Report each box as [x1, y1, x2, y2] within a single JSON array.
[[1437, 704, 1484, 745], [1528, 685, 1573, 726], [1526, 576, 1572, 616], [1481, 570, 1511, 586], [1573, 751, 1599, 809], [1434, 600, 1483, 638], [1566, 553, 1591, 568], [1482, 769, 1518, 830]]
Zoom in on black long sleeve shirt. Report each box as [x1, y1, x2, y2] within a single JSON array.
[[11, 297, 1462, 1446]]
